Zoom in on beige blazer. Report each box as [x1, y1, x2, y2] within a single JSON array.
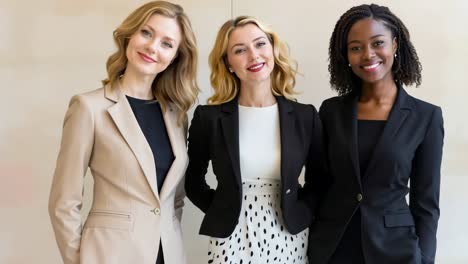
[[49, 84, 188, 264]]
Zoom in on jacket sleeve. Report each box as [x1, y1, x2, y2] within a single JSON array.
[[174, 178, 186, 221], [301, 104, 331, 221], [48, 95, 94, 264], [174, 115, 189, 222], [184, 105, 215, 213], [409, 107, 444, 264]]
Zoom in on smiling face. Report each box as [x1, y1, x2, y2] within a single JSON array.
[[226, 23, 274, 87], [347, 18, 397, 85], [125, 14, 181, 78]]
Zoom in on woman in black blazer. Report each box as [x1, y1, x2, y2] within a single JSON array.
[[185, 16, 326, 264], [308, 4, 444, 264]]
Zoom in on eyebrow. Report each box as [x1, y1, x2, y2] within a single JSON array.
[[144, 24, 177, 43], [347, 34, 385, 45], [230, 36, 267, 51]]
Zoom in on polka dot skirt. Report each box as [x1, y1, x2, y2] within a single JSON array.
[[207, 179, 309, 264]]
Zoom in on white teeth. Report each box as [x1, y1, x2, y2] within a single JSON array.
[[249, 63, 263, 70], [363, 63, 380, 70]]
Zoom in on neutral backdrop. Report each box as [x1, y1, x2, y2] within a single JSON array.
[[1, 0, 467, 263]]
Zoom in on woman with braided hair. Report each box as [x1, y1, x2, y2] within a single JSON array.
[[308, 4, 444, 264]]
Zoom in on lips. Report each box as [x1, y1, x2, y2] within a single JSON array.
[[138, 52, 156, 63], [247, 63, 265, 72], [361, 62, 382, 72]]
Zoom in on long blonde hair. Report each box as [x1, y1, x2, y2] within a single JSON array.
[[208, 16, 297, 105], [102, 1, 198, 125]]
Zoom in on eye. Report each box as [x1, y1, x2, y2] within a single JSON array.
[[141, 29, 152, 38], [234, 48, 246, 55], [349, 46, 361, 52], [162, 41, 174, 48], [373, 40, 385, 47], [255, 41, 267, 48]]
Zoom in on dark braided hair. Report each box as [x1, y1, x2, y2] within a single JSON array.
[[328, 4, 422, 96]]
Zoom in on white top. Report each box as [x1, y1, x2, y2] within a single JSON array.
[[238, 104, 281, 181]]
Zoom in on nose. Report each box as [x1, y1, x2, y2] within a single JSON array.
[[145, 39, 158, 55], [362, 46, 375, 60], [248, 48, 260, 62]]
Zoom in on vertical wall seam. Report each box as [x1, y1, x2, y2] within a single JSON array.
[[230, 0, 233, 19]]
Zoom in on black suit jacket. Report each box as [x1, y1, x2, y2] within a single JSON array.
[[308, 87, 444, 264], [185, 96, 327, 238]]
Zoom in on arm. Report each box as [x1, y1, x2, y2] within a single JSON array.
[[174, 177, 185, 222], [409, 107, 444, 264], [301, 104, 331, 220], [48, 95, 94, 264], [184, 106, 215, 213], [174, 115, 189, 222]]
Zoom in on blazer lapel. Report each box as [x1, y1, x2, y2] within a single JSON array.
[[276, 96, 295, 187], [159, 106, 188, 201], [220, 98, 242, 187], [362, 86, 411, 182], [343, 94, 362, 188], [105, 84, 160, 200]]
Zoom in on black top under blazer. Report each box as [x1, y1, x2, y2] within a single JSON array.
[[185, 96, 327, 238], [308, 87, 444, 264]]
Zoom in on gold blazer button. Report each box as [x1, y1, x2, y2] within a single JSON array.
[[151, 208, 161, 215]]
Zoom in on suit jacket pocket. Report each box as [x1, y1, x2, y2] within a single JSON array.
[[384, 212, 415, 228], [84, 210, 133, 231]]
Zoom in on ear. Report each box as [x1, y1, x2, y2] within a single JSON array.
[[225, 59, 233, 73], [392, 37, 398, 54]]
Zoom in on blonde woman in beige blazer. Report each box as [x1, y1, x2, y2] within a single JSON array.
[[48, 2, 198, 264]]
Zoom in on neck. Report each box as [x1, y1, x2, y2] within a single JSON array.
[[238, 80, 276, 107], [360, 79, 398, 105], [119, 68, 156, 100]]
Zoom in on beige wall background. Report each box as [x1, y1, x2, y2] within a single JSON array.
[[1, 0, 467, 263]]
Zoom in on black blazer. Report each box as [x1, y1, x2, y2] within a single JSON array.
[[308, 87, 444, 264], [185, 96, 327, 238]]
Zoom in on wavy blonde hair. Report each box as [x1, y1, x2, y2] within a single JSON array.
[[102, 1, 198, 125], [208, 16, 298, 105]]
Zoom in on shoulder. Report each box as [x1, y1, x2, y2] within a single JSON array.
[[189, 103, 223, 130], [73, 87, 104, 100], [61, 88, 106, 126], [318, 94, 350, 119], [62, 87, 117, 127], [194, 103, 223, 113], [280, 98, 321, 129], [67, 87, 101, 108], [407, 94, 441, 114], [69, 87, 106, 106], [193, 101, 232, 119], [405, 93, 443, 125], [68, 87, 114, 112], [320, 95, 347, 110], [286, 99, 319, 118]]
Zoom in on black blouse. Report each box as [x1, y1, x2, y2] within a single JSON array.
[[357, 120, 387, 177], [127, 96, 174, 192], [329, 120, 386, 264]]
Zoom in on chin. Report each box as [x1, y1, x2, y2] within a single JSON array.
[[357, 72, 384, 84], [139, 67, 162, 76], [364, 78, 386, 85], [253, 73, 271, 82]]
